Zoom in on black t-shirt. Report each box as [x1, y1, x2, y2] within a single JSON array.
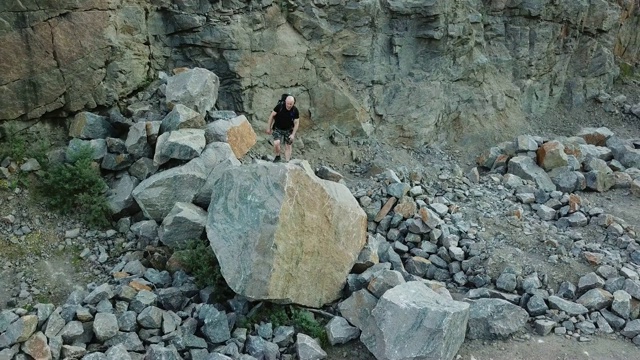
[[272, 105, 299, 130]]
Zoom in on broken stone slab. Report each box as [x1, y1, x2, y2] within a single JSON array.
[[158, 202, 207, 250], [577, 127, 614, 146], [106, 173, 140, 218], [534, 319, 556, 336], [160, 104, 206, 133], [537, 140, 568, 171], [325, 316, 360, 346], [0, 315, 37, 348], [360, 281, 469, 360], [132, 158, 208, 222], [547, 295, 589, 315], [153, 129, 206, 166], [101, 153, 135, 171], [465, 298, 529, 340], [556, 212, 588, 228], [296, 333, 327, 360], [206, 160, 367, 307], [576, 288, 613, 311], [315, 166, 344, 183], [607, 136, 640, 169], [193, 156, 241, 208], [129, 157, 159, 181], [547, 166, 580, 193], [66, 138, 107, 161], [507, 156, 556, 192], [515, 135, 539, 152], [367, 270, 406, 298], [352, 235, 381, 273], [579, 144, 613, 161], [21, 331, 51, 360], [611, 290, 632, 319], [166, 67, 220, 116], [69, 112, 114, 140], [337, 289, 379, 330], [125, 122, 153, 159]]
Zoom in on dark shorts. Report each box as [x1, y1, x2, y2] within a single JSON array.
[[272, 128, 293, 145]]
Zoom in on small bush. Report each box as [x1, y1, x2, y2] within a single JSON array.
[[176, 239, 234, 300], [0, 124, 28, 161], [290, 308, 328, 345], [37, 144, 111, 228], [0, 124, 51, 164]]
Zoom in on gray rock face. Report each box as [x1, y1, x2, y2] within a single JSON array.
[[2, 1, 637, 156], [360, 281, 469, 360], [466, 298, 529, 340]]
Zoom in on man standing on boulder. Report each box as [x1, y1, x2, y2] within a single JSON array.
[[266, 95, 299, 162]]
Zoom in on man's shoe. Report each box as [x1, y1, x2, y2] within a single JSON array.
[[273, 155, 281, 163]]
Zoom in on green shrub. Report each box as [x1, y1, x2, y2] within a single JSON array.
[[37, 144, 111, 228], [290, 308, 328, 345], [619, 62, 639, 82], [0, 124, 28, 161], [176, 239, 234, 300], [0, 124, 51, 164]]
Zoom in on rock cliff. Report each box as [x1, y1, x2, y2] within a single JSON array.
[[1, 0, 639, 147]]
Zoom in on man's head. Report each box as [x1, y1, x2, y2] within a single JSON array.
[[285, 95, 295, 110]]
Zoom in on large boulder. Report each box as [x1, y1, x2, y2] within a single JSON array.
[[206, 160, 367, 307], [360, 281, 469, 360]]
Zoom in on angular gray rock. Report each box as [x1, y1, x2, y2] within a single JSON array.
[[338, 289, 379, 330], [132, 158, 208, 221], [69, 112, 114, 140], [158, 202, 207, 249], [325, 316, 360, 346], [295, 333, 327, 360], [466, 298, 529, 340], [107, 174, 140, 217], [548, 296, 589, 315], [153, 129, 206, 166], [507, 156, 556, 192], [166, 68, 220, 116], [161, 104, 205, 133], [360, 281, 469, 360]]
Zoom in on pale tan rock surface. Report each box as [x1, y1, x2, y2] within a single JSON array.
[[226, 115, 257, 159]]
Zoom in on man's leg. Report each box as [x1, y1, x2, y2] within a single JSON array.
[[273, 139, 281, 155], [284, 143, 292, 161], [273, 135, 282, 162]]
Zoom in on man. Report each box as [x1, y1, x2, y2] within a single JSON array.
[[266, 95, 299, 162]]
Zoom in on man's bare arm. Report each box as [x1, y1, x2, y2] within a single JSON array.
[[266, 111, 277, 134]]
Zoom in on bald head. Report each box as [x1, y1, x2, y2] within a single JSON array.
[[285, 96, 295, 110]]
